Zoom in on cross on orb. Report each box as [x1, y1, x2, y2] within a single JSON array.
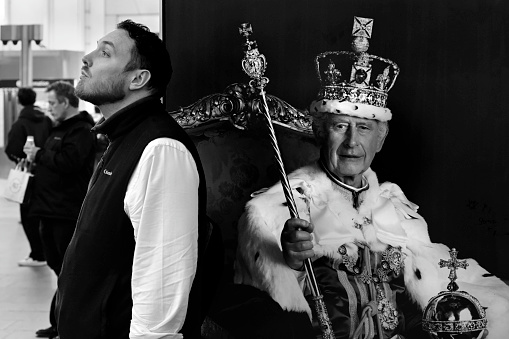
[[439, 248, 469, 291]]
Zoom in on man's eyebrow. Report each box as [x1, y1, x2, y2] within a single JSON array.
[[97, 40, 115, 49]]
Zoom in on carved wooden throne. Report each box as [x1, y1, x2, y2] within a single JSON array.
[[169, 83, 320, 280]]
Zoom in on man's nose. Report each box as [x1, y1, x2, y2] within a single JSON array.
[[82, 52, 92, 67], [345, 128, 359, 147]]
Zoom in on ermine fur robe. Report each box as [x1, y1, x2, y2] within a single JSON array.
[[234, 163, 509, 338]]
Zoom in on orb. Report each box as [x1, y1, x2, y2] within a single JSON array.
[[422, 290, 488, 339]]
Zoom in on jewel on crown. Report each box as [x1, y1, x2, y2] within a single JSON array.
[[314, 17, 400, 109]]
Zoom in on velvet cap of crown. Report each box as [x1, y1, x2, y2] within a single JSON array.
[[310, 17, 400, 122]]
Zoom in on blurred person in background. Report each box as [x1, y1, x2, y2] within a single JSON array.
[[23, 81, 96, 339], [5, 87, 52, 267]]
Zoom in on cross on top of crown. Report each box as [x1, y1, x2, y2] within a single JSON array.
[[352, 17, 373, 39], [439, 248, 469, 291]]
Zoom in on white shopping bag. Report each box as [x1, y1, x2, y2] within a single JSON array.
[[3, 159, 33, 204]]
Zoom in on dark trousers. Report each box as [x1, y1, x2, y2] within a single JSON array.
[[19, 204, 45, 261], [39, 217, 76, 328]]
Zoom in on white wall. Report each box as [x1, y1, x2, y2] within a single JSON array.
[[84, 0, 106, 54], [1, 0, 49, 51], [1, 0, 84, 51], [0, 0, 159, 53], [105, 0, 159, 33], [48, 0, 85, 51]]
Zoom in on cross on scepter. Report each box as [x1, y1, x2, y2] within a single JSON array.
[[439, 248, 469, 291], [238, 23, 268, 90]]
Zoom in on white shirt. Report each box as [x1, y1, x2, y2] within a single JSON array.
[[124, 138, 199, 339]]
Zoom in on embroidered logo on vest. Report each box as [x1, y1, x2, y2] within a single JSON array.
[[103, 169, 112, 176]]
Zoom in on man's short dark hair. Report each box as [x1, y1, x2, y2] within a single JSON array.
[[117, 19, 172, 96], [46, 81, 80, 108], [17, 87, 37, 106]]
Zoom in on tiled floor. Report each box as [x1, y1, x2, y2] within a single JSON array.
[[0, 179, 56, 339]]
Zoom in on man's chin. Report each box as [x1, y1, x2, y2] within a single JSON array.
[[335, 164, 367, 177], [75, 83, 87, 99], [76, 91, 125, 107], [76, 77, 86, 88], [75, 86, 97, 105]]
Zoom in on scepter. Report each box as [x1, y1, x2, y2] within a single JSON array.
[[238, 23, 335, 339]]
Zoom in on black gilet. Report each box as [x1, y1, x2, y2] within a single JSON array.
[[56, 96, 207, 338]]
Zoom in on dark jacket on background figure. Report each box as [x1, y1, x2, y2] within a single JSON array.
[[56, 96, 208, 339], [5, 105, 53, 164], [30, 111, 96, 221]]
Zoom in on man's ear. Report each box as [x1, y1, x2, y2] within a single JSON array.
[[63, 97, 70, 109], [129, 70, 151, 90], [376, 126, 388, 152]]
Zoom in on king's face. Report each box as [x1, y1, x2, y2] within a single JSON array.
[[321, 114, 384, 186]]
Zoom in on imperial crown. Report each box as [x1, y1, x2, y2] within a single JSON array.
[[311, 17, 400, 121]]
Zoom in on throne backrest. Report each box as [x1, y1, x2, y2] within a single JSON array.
[[169, 83, 319, 279]]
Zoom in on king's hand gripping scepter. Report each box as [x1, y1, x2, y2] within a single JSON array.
[[238, 23, 335, 339]]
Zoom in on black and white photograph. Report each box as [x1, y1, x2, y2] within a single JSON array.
[[0, 0, 508, 338]]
